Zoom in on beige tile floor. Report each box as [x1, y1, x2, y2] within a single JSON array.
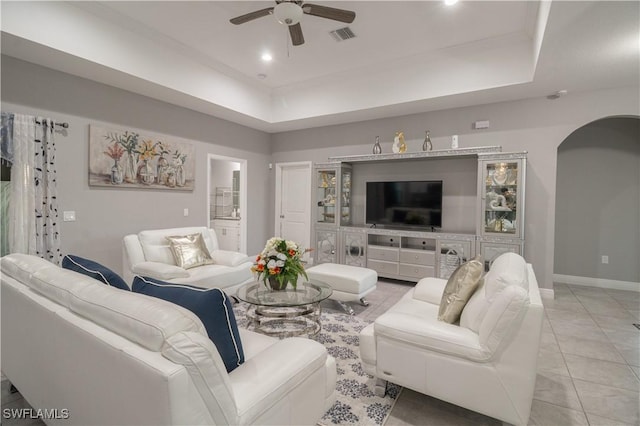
[[2, 280, 638, 426]]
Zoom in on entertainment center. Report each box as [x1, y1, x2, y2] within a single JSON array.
[[312, 147, 526, 281]]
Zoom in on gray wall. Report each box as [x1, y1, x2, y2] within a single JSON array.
[[1, 56, 272, 274], [271, 88, 640, 289], [555, 117, 640, 284]]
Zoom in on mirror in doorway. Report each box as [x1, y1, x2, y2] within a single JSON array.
[[210, 159, 241, 220]]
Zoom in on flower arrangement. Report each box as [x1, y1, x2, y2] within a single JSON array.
[[105, 131, 139, 155], [103, 142, 124, 161], [137, 139, 159, 161], [172, 149, 187, 165], [252, 237, 309, 290]]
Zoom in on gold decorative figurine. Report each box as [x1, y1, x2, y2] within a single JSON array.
[[392, 131, 407, 153]]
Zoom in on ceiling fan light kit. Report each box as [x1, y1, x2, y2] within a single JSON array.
[[274, 2, 303, 25], [230, 1, 356, 46]]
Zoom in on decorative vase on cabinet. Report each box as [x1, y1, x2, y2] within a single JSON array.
[[373, 136, 382, 154]]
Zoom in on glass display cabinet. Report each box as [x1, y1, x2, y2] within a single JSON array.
[[478, 153, 526, 239], [314, 163, 352, 227], [477, 152, 526, 266]]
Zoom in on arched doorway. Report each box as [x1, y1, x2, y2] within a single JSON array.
[[554, 116, 639, 291]]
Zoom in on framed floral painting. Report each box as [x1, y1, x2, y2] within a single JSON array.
[[88, 125, 195, 191]]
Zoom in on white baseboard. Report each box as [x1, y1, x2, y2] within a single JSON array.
[[553, 274, 640, 292], [538, 288, 555, 299]]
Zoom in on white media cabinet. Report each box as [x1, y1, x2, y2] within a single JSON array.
[[312, 147, 527, 282]]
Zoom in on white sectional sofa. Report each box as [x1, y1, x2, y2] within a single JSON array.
[[1, 253, 336, 425], [359, 252, 543, 426], [123, 226, 253, 292]]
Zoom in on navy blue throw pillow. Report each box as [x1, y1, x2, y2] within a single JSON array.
[[132, 276, 244, 373], [62, 255, 130, 291]]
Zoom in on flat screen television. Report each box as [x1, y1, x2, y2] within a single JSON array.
[[366, 180, 443, 229]]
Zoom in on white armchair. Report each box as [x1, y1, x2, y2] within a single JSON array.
[[359, 253, 543, 426], [123, 226, 253, 293]]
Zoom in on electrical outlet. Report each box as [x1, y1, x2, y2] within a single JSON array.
[[183, 208, 189, 217], [63, 211, 76, 222], [601, 255, 609, 264]]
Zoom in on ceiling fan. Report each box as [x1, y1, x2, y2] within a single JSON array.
[[229, 0, 356, 46]]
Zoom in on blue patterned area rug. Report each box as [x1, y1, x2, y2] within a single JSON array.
[[233, 303, 401, 426]]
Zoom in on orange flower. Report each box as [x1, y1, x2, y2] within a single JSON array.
[[256, 264, 264, 272], [269, 267, 281, 275], [288, 249, 296, 256]]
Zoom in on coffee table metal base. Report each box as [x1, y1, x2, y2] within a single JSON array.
[[245, 303, 322, 338]]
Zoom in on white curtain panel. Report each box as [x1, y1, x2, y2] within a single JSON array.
[[9, 114, 61, 264]]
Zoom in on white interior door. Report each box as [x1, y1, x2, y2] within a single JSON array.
[[275, 162, 312, 253]]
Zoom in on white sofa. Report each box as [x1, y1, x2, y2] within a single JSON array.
[[359, 252, 543, 426], [1, 253, 336, 425], [123, 226, 253, 293]]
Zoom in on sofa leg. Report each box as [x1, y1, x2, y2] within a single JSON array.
[[360, 297, 370, 306], [374, 378, 387, 398], [337, 301, 355, 316]]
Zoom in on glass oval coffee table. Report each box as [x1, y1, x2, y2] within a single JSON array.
[[236, 280, 333, 338]]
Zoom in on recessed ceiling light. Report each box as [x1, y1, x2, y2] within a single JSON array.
[[261, 53, 273, 62], [444, 0, 458, 6]]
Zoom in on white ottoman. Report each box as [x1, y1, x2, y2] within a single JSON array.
[[306, 263, 377, 315]]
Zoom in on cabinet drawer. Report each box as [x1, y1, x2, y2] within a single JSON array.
[[367, 246, 400, 262], [399, 264, 434, 279], [367, 259, 399, 275], [399, 250, 435, 266]]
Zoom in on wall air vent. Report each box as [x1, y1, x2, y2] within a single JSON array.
[[329, 27, 356, 42]]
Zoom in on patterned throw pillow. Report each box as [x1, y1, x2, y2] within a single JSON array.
[[132, 276, 244, 373], [438, 255, 484, 324], [166, 233, 214, 269], [62, 254, 130, 290]]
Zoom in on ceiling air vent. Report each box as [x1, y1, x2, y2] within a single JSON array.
[[329, 27, 356, 42]]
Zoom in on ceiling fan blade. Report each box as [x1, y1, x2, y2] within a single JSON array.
[[229, 7, 274, 25], [289, 23, 305, 46], [302, 3, 355, 23]]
